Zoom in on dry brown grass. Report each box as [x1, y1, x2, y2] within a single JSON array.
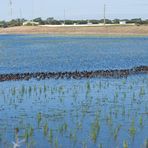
[[0, 25, 148, 35]]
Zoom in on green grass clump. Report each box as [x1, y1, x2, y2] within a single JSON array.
[[139, 87, 145, 96], [123, 140, 128, 148], [144, 139, 148, 148], [99, 143, 103, 148], [114, 125, 122, 140], [90, 117, 100, 143], [54, 138, 58, 148], [43, 123, 49, 136], [44, 85, 47, 93], [86, 81, 90, 90], [29, 127, 34, 137], [139, 116, 143, 127], [24, 129, 29, 142], [59, 122, 68, 133], [48, 129, 53, 143], [129, 119, 136, 137], [28, 86, 32, 95], [37, 112, 42, 126]]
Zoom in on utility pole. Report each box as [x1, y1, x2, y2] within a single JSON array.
[[19, 8, 22, 19], [9, 0, 12, 20], [104, 4, 106, 26], [32, 0, 34, 26], [64, 9, 66, 25], [19, 8, 22, 25]]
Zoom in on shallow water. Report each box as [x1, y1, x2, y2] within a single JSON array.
[[0, 35, 148, 148], [0, 35, 148, 73], [0, 75, 148, 148]]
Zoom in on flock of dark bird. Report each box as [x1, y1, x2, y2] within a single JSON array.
[[0, 66, 148, 82]]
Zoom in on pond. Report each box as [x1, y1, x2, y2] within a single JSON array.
[[0, 35, 148, 148], [0, 35, 148, 73]]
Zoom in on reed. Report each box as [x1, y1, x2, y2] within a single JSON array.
[[37, 112, 42, 126], [129, 119, 136, 138], [139, 116, 143, 127], [123, 140, 128, 148], [43, 123, 49, 136], [90, 116, 100, 143], [48, 128, 53, 143]]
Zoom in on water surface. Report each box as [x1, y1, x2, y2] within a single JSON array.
[[0, 35, 148, 73]]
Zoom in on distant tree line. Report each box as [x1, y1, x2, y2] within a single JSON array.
[[0, 17, 148, 28]]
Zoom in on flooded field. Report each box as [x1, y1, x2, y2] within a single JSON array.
[[0, 35, 148, 148], [0, 76, 148, 148], [0, 35, 148, 73]]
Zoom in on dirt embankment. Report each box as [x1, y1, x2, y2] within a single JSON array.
[[0, 25, 148, 35]]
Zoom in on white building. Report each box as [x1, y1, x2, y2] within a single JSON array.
[[23, 21, 39, 26], [119, 21, 126, 25]]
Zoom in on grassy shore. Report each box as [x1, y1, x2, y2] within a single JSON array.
[[0, 25, 148, 36]]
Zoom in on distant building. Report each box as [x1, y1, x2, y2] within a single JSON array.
[[87, 20, 92, 25], [23, 21, 39, 26], [119, 21, 126, 25]]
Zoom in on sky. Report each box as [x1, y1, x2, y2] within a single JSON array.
[[0, 0, 148, 20]]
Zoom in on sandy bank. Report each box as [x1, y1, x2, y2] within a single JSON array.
[[0, 25, 148, 35]]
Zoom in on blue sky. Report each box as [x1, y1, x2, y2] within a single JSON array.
[[0, 0, 148, 20]]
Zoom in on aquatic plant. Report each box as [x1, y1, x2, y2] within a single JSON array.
[[123, 140, 128, 148], [115, 91, 119, 98], [139, 87, 145, 96], [28, 86, 32, 95], [69, 131, 77, 142], [34, 85, 36, 92], [82, 141, 87, 148], [26, 140, 35, 148], [132, 92, 135, 100], [122, 106, 126, 116], [114, 125, 122, 140], [86, 81, 90, 90], [139, 116, 143, 127], [122, 79, 126, 85], [37, 112, 42, 126], [11, 87, 16, 96], [21, 85, 25, 96], [123, 92, 126, 99], [144, 139, 148, 148], [76, 121, 82, 130], [28, 127, 33, 137], [44, 84, 47, 93], [129, 119, 136, 138], [99, 81, 102, 89], [39, 87, 42, 94], [24, 129, 29, 142], [106, 115, 112, 126], [48, 129, 53, 143], [0, 133, 2, 142], [99, 143, 103, 148], [54, 138, 58, 148], [59, 122, 67, 134], [90, 116, 100, 143], [129, 84, 133, 90], [43, 123, 49, 136]]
